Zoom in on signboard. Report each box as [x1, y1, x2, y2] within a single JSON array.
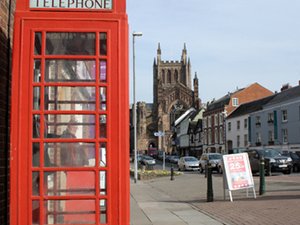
[[222, 153, 256, 201], [30, 0, 112, 10]]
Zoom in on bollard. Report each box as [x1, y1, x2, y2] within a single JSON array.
[[170, 166, 174, 181], [259, 155, 266, 195], [207, 162, 214, 202]]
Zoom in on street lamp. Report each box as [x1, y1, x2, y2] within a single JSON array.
[[132, 31, 143, 183]]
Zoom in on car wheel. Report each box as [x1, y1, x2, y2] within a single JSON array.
[[183, 165, 186, 171], [283, 168, 292, 175]]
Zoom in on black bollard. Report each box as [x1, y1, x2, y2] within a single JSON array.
[[259, 156, 266, 195], [170, 166, 174, 181], [207, 162, 214, 202]]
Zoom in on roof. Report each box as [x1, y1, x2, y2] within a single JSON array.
[[174, 108, 196, 127], [226, 95, 276, 119], [265, 85, 300, 106], [206, 88, 244, 111]]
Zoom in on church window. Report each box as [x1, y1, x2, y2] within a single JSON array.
[[162, 70, 165, 83], [174, 70, 178, 82], [167, 70, 171, 83], [180, 71, 185, 84]]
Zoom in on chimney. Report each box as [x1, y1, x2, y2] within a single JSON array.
[[280, 83, 292, 92]]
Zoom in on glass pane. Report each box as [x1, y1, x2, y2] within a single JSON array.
[[100, 33, 107, 55], [44, 142, 95, 167], [32, 172, 39, 196], [33, 87, 40, 110], [34, 60, 41, 83], [44, 200, 95, 224], [33, 115, 40, 138], [100, 60, 107, 82], [99, 87, 107, 110], [34, 32, 41, 55], [45, 171, 95, 196], [45, 60, 96, 82], [32, 143, 40, 167], [100, 199, 107, 224], [45, 86, 96, 111], [99, 115, 107, 138], [32, 200, 40, 225], [45, 114, 95, 139], [99, 143, 106, 167], [46, 32, 95, 55], [99, 171, 106, 195]]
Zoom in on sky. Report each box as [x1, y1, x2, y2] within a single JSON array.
[[127, 0, 300, 104]]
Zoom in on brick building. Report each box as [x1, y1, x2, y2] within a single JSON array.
[[202, 83, 273, 154], [0, 0, 16, 223]]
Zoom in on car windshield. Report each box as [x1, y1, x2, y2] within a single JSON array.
[[185, 157, 198, 162], [263, 149, 281, 157], [209, 154, 221, 160]]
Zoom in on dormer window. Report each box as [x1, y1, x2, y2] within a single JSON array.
[[232, 98, 239, 106]]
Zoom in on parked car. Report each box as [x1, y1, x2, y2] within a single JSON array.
[[199, 153, 223, 174], [178, 156, 199, 171], [140, 155, 156, 166], [281, 152, 300, 172], [170, 156, 180, 164], [244, 149, 293, 175]]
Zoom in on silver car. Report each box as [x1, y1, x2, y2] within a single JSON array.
[[178, 156, 199, 171]]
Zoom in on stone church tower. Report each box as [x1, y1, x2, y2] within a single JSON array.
[[136, 44, 200, 154]]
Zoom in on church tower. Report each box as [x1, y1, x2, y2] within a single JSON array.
[[152, 44, 200, 153]]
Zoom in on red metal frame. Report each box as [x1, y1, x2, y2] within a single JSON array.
[[11, 1, 129, 224]]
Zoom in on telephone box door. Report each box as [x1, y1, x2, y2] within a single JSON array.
[[11, 18, 129, 225]]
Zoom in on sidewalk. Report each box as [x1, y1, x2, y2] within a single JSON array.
[[130, 178, 224, 225], [130, 172, 300, 225]]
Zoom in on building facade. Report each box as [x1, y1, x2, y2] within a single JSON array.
[[249, 84, 300, 152], [135, 44, 201, 154], [226, 95, 275, 153], [202, 83, 273, 154]]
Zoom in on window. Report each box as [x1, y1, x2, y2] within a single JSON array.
[[282, 129, 288, 143], [244, 118, 248, 129], [215, 114, 218, 125], [237, 135, 240, 148], [268, 130, 274, 144], [244, 134, 248, 147], [232, 98, 239, 106], [255, 116, 261, 126], [228, 122, 231, 131], [268, 112, 274, 123], [256, 132, 261, 145], [219, 128, 224, 144], [237, 120, 240, 130], [167, 70, 172, 83], [282, 110, 288, 122], [215, 128, 218, 143]]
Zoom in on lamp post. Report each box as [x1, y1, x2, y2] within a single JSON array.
[[133, 31, 143, 183]]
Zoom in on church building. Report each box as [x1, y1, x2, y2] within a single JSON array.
[[134, 44, 201, 154]]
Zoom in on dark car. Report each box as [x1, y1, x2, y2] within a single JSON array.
[[281, 152, 300, 172], [199, 153, 223, 174], [245, 149, 293, 176]]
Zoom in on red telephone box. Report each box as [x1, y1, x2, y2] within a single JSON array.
[[10, 1, 129, 224]]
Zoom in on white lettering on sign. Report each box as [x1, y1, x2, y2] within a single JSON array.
[[30, 0, 112, 10]]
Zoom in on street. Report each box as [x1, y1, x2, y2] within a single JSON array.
[[131, 163, 300, 225]]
